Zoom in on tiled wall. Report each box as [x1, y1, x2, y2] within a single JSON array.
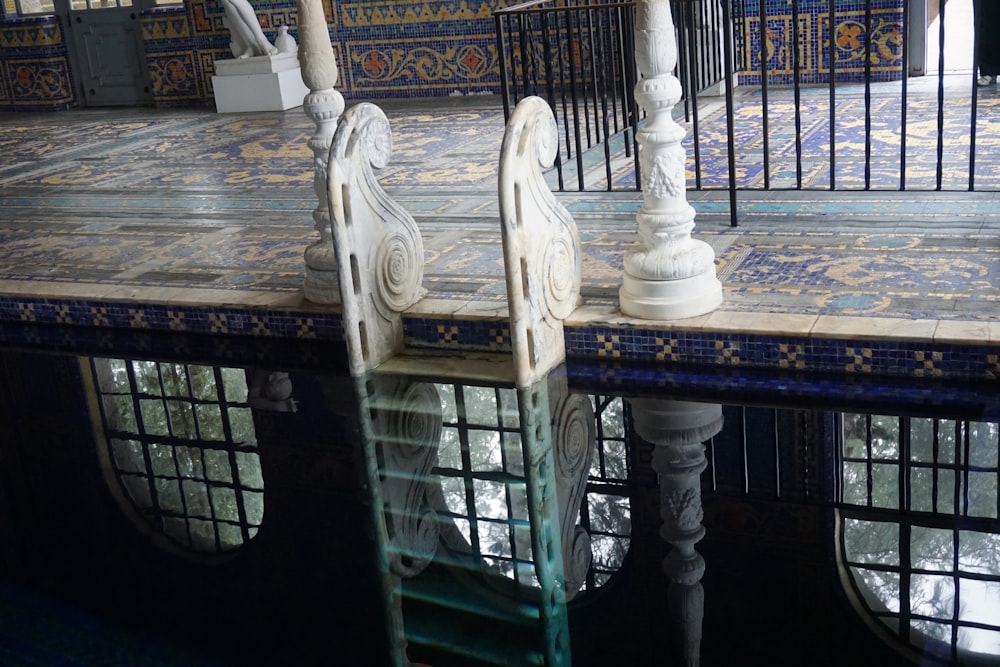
[[735, 0, 905, 85], [0, 0, 906, 110], [0, 15, 76, 110]]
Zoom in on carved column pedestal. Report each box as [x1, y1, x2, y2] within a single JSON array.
[[620, 0, 722, 320], [298, 0, 344, 304]]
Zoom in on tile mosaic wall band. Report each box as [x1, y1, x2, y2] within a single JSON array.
[[0, 292, 996, 380], [0, 0, 911, 108], [735, 1, 904, 84], [0, 296, 344, 341]]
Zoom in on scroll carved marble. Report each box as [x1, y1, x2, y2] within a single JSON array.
[[327, 102, 426, 375], [498, 96, 582, 388]]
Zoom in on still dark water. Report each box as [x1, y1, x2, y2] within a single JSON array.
[[0, 331, 997, 666]]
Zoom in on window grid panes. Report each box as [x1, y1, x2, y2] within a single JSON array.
[[92, 358, 263, 555], [580, 395, 632, 588], [840, 414, 1000, 660], [432, 386, 632, 592]]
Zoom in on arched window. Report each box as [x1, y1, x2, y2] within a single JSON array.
[[85, 358, 264, 559], [430, 384, 632, 594], [838, 414, 1000, 663]]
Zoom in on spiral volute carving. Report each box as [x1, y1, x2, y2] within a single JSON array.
[[553, 394, 595, 479], [543, 229, 581, 321], [392, 383, 442, 456], [376, 230, 423, 312]]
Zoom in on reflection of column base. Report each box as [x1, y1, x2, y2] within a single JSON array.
[[619, 268, 722, 320]]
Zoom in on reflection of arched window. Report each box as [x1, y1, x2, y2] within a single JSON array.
[[838, 414, 1000, 663], [84, 358, 264, 557], [431, 384, 631, 593]]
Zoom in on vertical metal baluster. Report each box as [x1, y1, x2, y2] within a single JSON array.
[[828, 0, 837, 190], [970, 0, 981, 191], [935, 0, 946, 190], [497, 13, 512, 122], [900, 0, 908, 190], [722, 0, 738, 226], [566, 7, 586, 189], [684, 1, 704, 189], [792, 0, 803, 188], [864, 0, 872, 190], [758, 0, 770, 189], [541, 9, 565, 191]]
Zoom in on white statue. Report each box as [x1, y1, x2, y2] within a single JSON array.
[[221, 0, 278, 59]]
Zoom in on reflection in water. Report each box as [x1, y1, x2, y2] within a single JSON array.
[[839, 414, 1000, 662], [86, 357, 265, 555], [354, 368, 597, 665], [631, 398, 722, 666], [3, 345, 1000, 665]]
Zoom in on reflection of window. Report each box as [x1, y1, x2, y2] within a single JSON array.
[[86, 358, 263, 557], [839, 414, 1000, 661], [431, 384, 631, 592], [580, 395, 632, 588]]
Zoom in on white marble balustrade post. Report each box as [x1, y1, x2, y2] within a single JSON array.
[[620, 0, 723, 320], [299, 0, 344, 304]]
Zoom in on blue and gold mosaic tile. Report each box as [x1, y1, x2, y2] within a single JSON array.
[[0, 97, 998, 383]]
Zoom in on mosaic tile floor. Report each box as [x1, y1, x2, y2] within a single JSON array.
[[0, 88, 998, 379]]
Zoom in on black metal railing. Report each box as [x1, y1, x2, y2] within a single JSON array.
[[496, 0, 999, 228], [494, 0, 641, 191], [494, 0, 733, 193]]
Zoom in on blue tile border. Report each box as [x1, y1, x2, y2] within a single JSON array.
[[0, 296, 343, 341], [1, 296, 998, 381]]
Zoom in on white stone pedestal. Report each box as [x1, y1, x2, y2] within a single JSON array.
[[212, 52, 309, 113]]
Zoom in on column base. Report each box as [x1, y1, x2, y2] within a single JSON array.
[[303, 269, 341, 305], [620, 268, 722, 320]]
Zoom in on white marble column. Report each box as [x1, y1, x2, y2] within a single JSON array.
[[619, 0, 723, 320], [298, 0, 344, 304]]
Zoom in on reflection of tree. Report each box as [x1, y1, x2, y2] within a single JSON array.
[[841, 413, 1000, 658], [586, 492, 631, 586], [433, 386, 632, 590], [93, 358, 263, 554]]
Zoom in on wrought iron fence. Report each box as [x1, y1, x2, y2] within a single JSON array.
[[494, 0, 641, 191], [493, 0, 732, 192], [496, 0, 998, 228]]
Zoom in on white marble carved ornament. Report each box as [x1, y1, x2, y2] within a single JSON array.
[[298, 0, 344, 304], [327, 103, 426, 375], [620, 0, 723, 320], [221, 0, 278, 59], [499, 96, 583, 388]]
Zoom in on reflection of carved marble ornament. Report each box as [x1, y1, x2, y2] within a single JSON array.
[[378, 381, 442, 578], [552, 390, 596, 599]]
